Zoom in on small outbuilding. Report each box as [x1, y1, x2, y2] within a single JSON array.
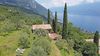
[[32, 24, 52, 32], [32, 24, 61, 40], [32, 24, 52, 30]]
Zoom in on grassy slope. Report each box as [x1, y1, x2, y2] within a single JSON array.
[[0, 5, 65, 56], [0, 5, 44, 56], [0, 5, 44, 27], [0, 31, 22, 56], [49, 41, 62, 56], [0, 5, 85, 56], [22, 41, 62, 56]]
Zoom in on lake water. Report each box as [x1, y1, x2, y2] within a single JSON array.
[[68, 14, 100, 32]]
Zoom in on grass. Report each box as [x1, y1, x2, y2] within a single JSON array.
[[22, 40, 62, 56], [0, 30, 23, 56], [61, 49, 75, 56], [49, 41, 62, 56], [0, 5, 45, 56]]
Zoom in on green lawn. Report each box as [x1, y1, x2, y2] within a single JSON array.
[[0, 31, 22, 56]]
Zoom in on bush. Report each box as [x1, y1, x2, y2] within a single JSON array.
[[69, 32, 85, 52], [33, 29, 49, 37], [18, 33, 30, 49], [74, 51, 83, 56], [73, 37, 85, 52], [55, 39, 75, 56], [33, 38, 51, 54], [28, 46, 48, 56], [82, 42, 98, 56], [55, 39, 68, 50], [28, 38, 51, 56]]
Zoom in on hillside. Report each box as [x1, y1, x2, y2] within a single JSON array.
[[0, 4, 98, 56], [0, 5, 75, 56], [0, 4, 45, 34], [0, 0, 48, 17], [0, 4, 44, 56]]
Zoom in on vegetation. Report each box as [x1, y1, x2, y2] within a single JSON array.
[[0, 5, 44, 36], [28, 46, 48, 56], [48, 9, 51, 24], [18, 33, 30, 49], [0, 3, 99, 56], [94, 31, 99, 54], [55, 39, 75, 56], [94, 31, 99, 46], [54, 12, 58, 33], [0, 5, 44, 56], [82, 42, 98, 56], [0, 31, 22, 56], [62, 3, 68, 39], [33, 29, 49, 37], [25, 29, 61, 56], [29, 38, 51, 55], [52, 19, 55, 32]]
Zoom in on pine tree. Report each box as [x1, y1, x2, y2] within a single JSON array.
[[54, 12, 57, 33], [93, 31, 99, 53], [62, 3, 68, 39], [48, 9, 51, 24]]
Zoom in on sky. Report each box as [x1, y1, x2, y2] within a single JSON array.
[[36, 0, 100, 8], [35, 0, 100, 32]]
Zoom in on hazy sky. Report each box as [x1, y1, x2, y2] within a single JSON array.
[[35, 0, 100, 32], [36, 0, 100, 8]]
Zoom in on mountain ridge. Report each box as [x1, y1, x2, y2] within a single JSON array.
[[0, 0, 48, 17]]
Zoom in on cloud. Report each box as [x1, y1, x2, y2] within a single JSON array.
[[36, 0, 100, 8]]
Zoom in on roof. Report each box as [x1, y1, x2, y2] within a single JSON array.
[[32, 24, 52, 30], [85, 39, 100, 46], [49, 33, 60, 40], [85, 39, 93, 42]]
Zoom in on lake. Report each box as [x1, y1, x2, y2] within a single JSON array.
[[68, 14, 100, 32]]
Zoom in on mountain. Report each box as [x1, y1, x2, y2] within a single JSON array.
[[51, 2, 100, 32], [0, 0, 48, 17], [0, 4, 45, 34]]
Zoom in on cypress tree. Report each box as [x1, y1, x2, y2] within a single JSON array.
[[54, 12, 57, 33], [62, 3, 68, 39], [48, 9, 51, 24], [93, 31, 99, 53], [52, 19, 55, 32]]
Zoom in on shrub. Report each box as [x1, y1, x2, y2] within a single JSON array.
[[18, 33, 30, 49], [33, 38, 51, 55], [69, 32, 85, 52], [73, 37, 85, 52], [74, 51, 83, 56], [55, 39, 74, 56], [33, 29, 49, 37], [28, 46, 48, 56], [28, 38, 51, 56], [82, 42, 98, 56], [55, 39, 68, 50]]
